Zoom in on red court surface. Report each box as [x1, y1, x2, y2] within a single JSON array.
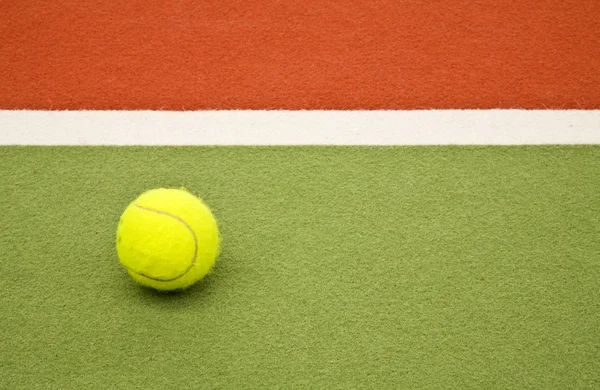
[[1, 0, 599, 110]]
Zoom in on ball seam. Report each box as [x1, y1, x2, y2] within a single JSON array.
[[122, 204, 198, 282]]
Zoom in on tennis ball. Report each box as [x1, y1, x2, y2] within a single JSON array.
[[116, 188, 220, 291]]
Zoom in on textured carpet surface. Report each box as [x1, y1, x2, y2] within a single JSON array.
[[1, 0, 599, 110], [1, 146, 599, 389]]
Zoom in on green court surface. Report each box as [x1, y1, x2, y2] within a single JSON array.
[[1, 146, 599, 389]]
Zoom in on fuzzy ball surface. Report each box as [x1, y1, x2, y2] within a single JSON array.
[[116, 188, 220, 291]]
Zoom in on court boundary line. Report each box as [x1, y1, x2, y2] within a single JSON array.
[[1, 110, 599, 145]]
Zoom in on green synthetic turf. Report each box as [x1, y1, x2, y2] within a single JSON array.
[[1, 146, 599, 389]]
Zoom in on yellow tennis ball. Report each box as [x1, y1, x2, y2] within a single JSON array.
[[116, 188, 220, 291]]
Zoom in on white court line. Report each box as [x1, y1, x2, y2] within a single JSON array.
[[0, 110, 599, 145]]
